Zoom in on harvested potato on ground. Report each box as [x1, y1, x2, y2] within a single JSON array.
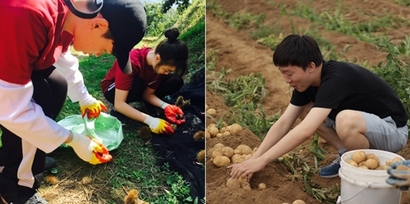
[[231, 154, 245, 163], [241, 182, 252, 191], [216, 133, 223, 138], [258, 183, 266, 190], [234, 144, 252, 155], [213, 155, 231, 167], [206, 108, 216, 116], [208, 126, 219, 137], [214, 143, 224, 149], [222, 131, 231, 137], [221, 146, 234, 158], [351, 151, 366, 164], [228, 123, 242, 135], [205, 130, 211, 139], [226, 178, 241, 189], [196, 150, 205, 163], [292, 200, 306, 204], [207, 147, 215, 157], [211, 148, 224, 158]]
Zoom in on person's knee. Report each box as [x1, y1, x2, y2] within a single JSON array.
[[335, 110, 366, 138]]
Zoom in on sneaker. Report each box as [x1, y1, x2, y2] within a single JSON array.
[[25, 193, 48, 204], [319, 156, 341, 178], [110, 110, 130, 125]]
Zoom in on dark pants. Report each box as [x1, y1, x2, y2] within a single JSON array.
[[104, 74, 183, 105], [0, 67, 67, 203]]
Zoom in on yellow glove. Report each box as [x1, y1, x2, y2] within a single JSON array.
[[79, 96, 107, 118], [143, 115, 174, 134]]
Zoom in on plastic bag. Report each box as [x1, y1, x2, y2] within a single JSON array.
[[57, 112, 123, 151]]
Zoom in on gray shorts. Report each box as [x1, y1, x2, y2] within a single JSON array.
[[325, 112, 408, 152]]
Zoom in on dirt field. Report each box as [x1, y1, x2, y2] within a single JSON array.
[[205, 0, 410, 203]]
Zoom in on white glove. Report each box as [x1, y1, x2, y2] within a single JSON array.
[[66, 131, 112, 165]]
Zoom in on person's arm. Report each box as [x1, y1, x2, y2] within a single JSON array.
[[114, 88, 147, 122], [54, 50, 107, 118], [0, 7, 70, 153], [142, 87, 165, 108], [252, 104, 305, 158], [257, 107, 331, 165]]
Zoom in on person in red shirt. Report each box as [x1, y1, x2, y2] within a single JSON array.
[[100, 28, 188, 134], [0, 0, 146, 203]]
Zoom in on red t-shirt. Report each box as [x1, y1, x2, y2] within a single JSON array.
[[0, 0, 72, 85], [100, 48, 165, 93]]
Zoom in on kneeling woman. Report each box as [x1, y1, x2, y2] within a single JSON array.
[[100, 28, 188, 134]]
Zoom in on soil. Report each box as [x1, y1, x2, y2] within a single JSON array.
[[205, 0, 410, 203]]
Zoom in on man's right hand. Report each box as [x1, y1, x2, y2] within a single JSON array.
[[144, 115, 174, 134], [66, 131, 112, 165]]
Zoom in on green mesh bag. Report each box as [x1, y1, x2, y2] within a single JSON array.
[[57, 112, 123, 151]]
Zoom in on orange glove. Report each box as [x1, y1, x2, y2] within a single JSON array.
[[143, 115, 174, 134], [163, 103, 185, 125], [79, 96, 107, 119], [66, 131, 112, 165]]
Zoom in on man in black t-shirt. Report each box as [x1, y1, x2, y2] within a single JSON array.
[[229, 34, 408, 180]]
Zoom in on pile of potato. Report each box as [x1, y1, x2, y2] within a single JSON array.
[[207, 143, 257, 167], [206, 123, 243, 139], [347, 150, 404, 170]]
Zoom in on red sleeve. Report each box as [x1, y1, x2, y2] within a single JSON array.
[[0, 7, 47, 84]]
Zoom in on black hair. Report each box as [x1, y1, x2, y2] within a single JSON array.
[[273, 34, 323, 71], [155, 28, 189, 76]]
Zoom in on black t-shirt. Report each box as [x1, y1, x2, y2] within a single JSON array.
[[290, 60, 408, 127]]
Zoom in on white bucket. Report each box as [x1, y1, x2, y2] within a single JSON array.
[[338, 149, 404, 204]]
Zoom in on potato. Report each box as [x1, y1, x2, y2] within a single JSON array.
[[231, 154, 245, 163], [365, 158, 378, 169], [391, 156, 403, 164], [196, 150, 205, 163], [375, 165, 387, 170], [226, 178, 241, 189], [347, 160, 358, 167], [216, 133, 223, 138], [205, 130, 211, 139], [212, 155, 230, 167], [385, 160, 392, 167], [222, 131, 231, 137], [258, 183, 266, 190], [221, 146, 234, 158], [207, 147, 214, 157], [396, 164, 410, 171], [358, 165, 369, 170], [234, 144, 252, 155], [241, 182, 252, 191], [228, 123, 242, 135], [206, 108, 216, 116], [214, 143, 224, 149], [208, 126, 219, 137], [244, 154, 252, 161], [366, 153, 380, 166], [351, 151, 366, 164], [292, 200, 306, 204], [211, 148, 224, 158]]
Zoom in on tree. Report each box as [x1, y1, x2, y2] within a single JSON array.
[[145, 2, 178, 37], [162, 0, 190, 13]]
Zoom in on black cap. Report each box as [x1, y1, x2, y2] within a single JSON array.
[[101, 0, 147, 74], [64, 0, 147, 74]]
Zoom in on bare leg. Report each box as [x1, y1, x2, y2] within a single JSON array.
[[335, 110, 369, 150]]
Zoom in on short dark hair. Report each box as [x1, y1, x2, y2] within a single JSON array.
[[155, 28, 189, 77], [273, 34, 323, 71]]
